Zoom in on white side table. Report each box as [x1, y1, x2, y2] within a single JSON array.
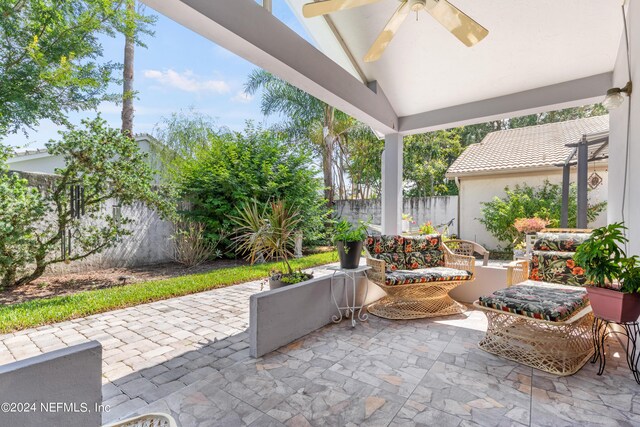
[[328, 265, 371, 327]]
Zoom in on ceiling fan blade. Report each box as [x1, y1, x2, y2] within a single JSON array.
[[425, 0, 488, 47], [302, 0, 382, 18], [364, 1, 411, 62]]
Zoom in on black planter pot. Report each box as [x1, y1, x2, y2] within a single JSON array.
[[337, 240, 363, 269]]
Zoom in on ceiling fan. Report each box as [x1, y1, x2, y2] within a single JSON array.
[[302, 0, 489, 62]]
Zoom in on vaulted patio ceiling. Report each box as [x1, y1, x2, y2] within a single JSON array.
[[142, 0, 623, 135]]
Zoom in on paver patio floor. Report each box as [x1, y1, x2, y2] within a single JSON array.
[[2, 265, 640, 426]]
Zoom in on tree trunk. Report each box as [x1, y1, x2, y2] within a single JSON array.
[[322, 134, 334, 207], [121, 0, 135, 136]]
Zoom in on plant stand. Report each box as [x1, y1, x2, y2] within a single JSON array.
[[591, 316, 640, 384], [328, 265, 370, 327]]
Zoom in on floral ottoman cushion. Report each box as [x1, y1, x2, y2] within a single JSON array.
[[384, 267, 473, 286], [477, 280, 589, 322], [529, 251, 589, 286]]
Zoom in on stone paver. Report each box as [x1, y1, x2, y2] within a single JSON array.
[[2, 264, 640, 426]]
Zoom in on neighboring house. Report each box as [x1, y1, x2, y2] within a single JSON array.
[[446, 115, 609, 250], [7, 134, 161, 174]]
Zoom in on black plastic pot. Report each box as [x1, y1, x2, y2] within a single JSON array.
[[336, 240, 363, 269]]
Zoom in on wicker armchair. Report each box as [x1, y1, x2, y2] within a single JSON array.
[[103, 413, 177, 427], [474, 230, 596, 376], [365, 235, 475, 320]]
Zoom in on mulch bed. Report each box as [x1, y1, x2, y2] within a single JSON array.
[[0, 259, 249, 306]]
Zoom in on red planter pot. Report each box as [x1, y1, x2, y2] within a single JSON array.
[[587, 286, 640, 323]]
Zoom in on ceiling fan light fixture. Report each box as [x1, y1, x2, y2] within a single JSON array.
[[603, 81, 632, 110], [409, 0, 426, 12]]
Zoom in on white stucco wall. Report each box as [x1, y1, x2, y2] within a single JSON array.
[[7, 154, 66, 174], [334, 196, 459, 235], [609, 1, 639, 257], [458, 166, 608, 250], [7, 136, 157, 174]]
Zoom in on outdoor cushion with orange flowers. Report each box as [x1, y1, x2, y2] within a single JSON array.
[[405, 234, 441, 252], [365, 235, 445, 272], [529, 251, 589, 286], [406, 250, 445, 269], [384, 267, 473, 286], [477, 280, 589, 322], [364, 235, 405, 254], [533, 232, 591, 252]]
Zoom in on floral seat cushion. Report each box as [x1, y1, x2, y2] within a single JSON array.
[[477, 280, 589, 322], [529, 251, 589, 286], [384, 267, 473, 286]]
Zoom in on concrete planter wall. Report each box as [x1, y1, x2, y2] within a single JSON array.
[[250, 271, 384, 357]]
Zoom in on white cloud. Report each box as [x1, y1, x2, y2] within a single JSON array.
[[143, 69, 231, 94], [231, 91, 254, 104]]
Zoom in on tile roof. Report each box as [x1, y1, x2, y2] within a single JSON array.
[[446, 115, 609, 177]]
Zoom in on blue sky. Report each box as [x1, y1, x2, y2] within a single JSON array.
[[3, 1, 311, 149]]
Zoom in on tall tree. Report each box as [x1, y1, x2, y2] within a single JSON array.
[[245, 70, 355, 207], [121, 0, 136, 135], [0, 0, 148, 137], [119, 0, 155, 135], [403, 130, 463, 198]]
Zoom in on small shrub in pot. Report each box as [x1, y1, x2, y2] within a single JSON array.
[[333, 219, 368, 269], [573, 222, 640, 322]]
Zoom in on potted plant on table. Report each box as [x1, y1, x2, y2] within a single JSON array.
[[401, 213, 415, 233], [333, 219, 368, 269], [513, 217, 549, 257], [232, 199, 313, 290], [573, 222, 640, 322]]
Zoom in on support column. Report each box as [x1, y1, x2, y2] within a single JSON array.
[[561, 164, 571, 228], [577, 137, 588, 229], [381, 134, 403, 235]]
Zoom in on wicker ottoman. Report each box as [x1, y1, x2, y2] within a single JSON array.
[[474, 281, 595, 376]]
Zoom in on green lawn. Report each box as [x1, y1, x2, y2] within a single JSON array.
[[0, 251, 337, 333]]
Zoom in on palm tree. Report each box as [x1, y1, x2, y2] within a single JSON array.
[[245, 70, 356, 206], [121, 0, 135, 136], [120, 1, 156, 136]]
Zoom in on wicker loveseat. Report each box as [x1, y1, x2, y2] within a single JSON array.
[[364, 234, 475, 319], [474, 230, 595, 376]]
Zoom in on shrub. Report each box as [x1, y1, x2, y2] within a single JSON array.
[[169, 221, 224, 268], [176, 123, 328, 253], [231, 199, 301, 274], [480, 181, 606, 248]]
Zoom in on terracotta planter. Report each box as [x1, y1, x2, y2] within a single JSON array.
[[587, 286, 640, 322], [336, 240, 363, 269]]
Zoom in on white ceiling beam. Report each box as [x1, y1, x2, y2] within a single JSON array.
[[398, 73, 613, 135], [140, 0, 398, 134]]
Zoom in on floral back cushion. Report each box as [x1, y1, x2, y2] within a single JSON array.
[[370, 252, 407, 271], [406, 250, 445, 269], [529, 251, 589, 286], [364, 235, 405, 254], [404, 234, 441, 252], [533, 232, 591, 252]]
